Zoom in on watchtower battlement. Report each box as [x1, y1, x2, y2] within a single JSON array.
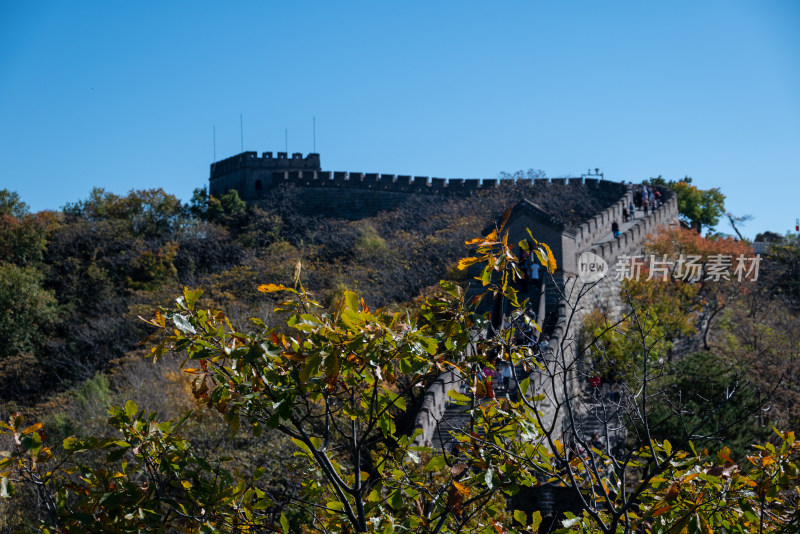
[[209, 151, 321, 198]]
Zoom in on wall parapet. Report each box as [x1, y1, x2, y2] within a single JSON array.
[[266, 170, 629, 197], [413, 370, 463, 446], [208, 151, 631, 202]]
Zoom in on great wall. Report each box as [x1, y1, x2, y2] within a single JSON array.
[[209, 150, 681, 520]]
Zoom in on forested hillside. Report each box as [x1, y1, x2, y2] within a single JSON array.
[[1, 182, 798, 533]]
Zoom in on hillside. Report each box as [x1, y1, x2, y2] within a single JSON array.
[[1, 181, 798, 533]]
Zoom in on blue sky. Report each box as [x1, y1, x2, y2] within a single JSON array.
[[1, 1, 798, 238]]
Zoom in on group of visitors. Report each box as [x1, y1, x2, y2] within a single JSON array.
[[632, 183, 662, 216], [614, 183, 663, 238], [587, 369, 622, 403]]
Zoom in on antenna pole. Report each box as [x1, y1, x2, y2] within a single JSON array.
[[240, 114, 244, 152]]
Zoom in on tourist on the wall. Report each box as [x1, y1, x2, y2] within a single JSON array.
[[529, 254, 542, 295], [622, 206, 630, 223], [612, 220, 620, 238]]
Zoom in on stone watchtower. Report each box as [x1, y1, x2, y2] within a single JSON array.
[[209, 151, 321, 200]]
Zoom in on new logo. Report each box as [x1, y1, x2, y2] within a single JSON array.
[[578, 252, 608, 283]]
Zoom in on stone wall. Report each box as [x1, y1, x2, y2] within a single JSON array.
[[542, 191, 680, 443], [411, 185, 681, 447], [209, 151, 630, 221]]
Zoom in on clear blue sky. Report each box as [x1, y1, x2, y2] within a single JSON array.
[[2, 1, 798, 238]]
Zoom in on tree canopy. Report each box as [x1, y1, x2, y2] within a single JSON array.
[[2, 219, 799, 533], [647, 176, 725, 232]]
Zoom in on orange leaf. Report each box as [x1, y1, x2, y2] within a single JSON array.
[[257, 283, 291, 293], [22, 422, 43, 435], [652, 504, 671, 517], [452, 480, 471, 496]]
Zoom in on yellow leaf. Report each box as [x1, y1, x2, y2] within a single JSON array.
[[257, 283, 291, 293], [457, 257, 480, 270], [465, 237, 484, 245], [541, 243, 557, 273]]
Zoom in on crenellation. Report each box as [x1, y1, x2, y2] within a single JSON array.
[[569, 177, 583, 186], [413, 176, 429, 187], [551, 178, 567, 185], [483, 179, 498, 188], [534, 178, 549, 186]]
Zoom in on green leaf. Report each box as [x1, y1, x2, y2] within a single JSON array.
[[447, 390, 471, 403], [125, 400, 138, 419], [425, 455, 447, 471], [327, 501, 345, 512], [513, 509, 526, 525], [530, 510, 542, 530], [20, 433, 42, 452], [280, 512, 290, 533], [343, 290, 360, 312], [480, 264, 492, 285], [388, 489, 403, 509], [519, 378, 530, 395], [183, 287, 203, 311]]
